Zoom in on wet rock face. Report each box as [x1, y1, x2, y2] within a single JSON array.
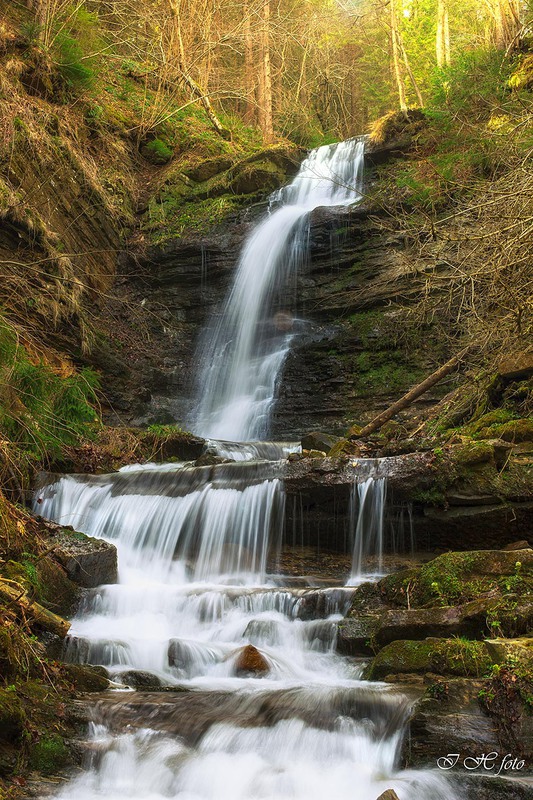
[[233, 644, 270, 677], [47, 526, 118, 588]]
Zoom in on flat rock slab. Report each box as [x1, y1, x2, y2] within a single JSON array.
[[47, 525, 117, 588]]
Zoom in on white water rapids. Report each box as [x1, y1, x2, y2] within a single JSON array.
[[33, 140, 456, 800]]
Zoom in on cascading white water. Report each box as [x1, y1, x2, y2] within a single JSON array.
[[192, 138, 365, 442], [348, 462, 387, 584], [36, 458, 455, 800], [35, 140, 456, 800]]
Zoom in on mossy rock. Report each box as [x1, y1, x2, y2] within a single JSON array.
[[451, 440, 495, 467], [0, 689, 26, 743], [28, 733, 70, 775], [498, 418, 533, 444], [378, 548, 533, 608], [61, 663, 109, 692], [365, 637, 492, 680]]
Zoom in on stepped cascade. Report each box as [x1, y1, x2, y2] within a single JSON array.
[[34, 142, 456, 800]]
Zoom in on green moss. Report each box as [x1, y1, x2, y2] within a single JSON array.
[[379, 549, 533, 608], [143, 138, 173, 164], [0, 687, 26, 743], [452, 440, 494, 467], [28, 733, 70, 774], [365, 637, 493, 680]]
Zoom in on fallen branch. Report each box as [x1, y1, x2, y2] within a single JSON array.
[[0, 579, 70, 638], [349, 346, 471, 439]]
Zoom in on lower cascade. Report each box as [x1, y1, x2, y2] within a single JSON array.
[[35, 451, 455, 800]]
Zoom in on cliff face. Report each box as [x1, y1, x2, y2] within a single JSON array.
[[119, 184, 443, 436]]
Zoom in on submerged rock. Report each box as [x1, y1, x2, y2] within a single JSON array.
[[233, 644, 269, 677]]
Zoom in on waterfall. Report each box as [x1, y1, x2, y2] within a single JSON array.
[[35, 140, 455, 800], [348, 462, 387, 584], [192, 138, 365, 442]]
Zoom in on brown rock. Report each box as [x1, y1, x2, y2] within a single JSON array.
[[497, 352, 533, 380], [503, 540, 531, 551], [376, 791, 400, 800], [233, 645, 269, 677]]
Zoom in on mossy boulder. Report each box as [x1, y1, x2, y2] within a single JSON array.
[[28, 732, 70, 775], [0, 689, 26, 743], [378, 548, 533, 608], [365, 638, 492, 680], [61, 663, 109, 692]]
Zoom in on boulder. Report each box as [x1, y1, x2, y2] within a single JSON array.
[[497, 352, 533, 380], [301, 431, 340, 453], [402, 678, 499, 769], [503, 540, 531, 551], [233, 644, 269, 677], [62, 664, 109, 692], [51, 528, 117, 588], [371, 597, 500, 648], [118, 670, 163, 690], [376, 792, 400, 800], [337, 617, 377, 656], [365, 638, 492, 681]]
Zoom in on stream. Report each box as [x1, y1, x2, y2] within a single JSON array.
[[34, 140, 456, 799]]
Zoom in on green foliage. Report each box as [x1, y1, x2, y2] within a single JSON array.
[[429, 49, 511, 120], [143, 138, 173, 164], [0, 316, 100, 461]]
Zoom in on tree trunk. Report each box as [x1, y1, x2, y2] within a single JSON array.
[[168, 0, 230, 139], [436, 0, 451, 67], [0, 580, 71, 638], [243, 0, 256, 124], [390, 0, 407, 114], [399, 37, 424, 107], [258, 0, 273, 141], [349, 347, 471, 439]]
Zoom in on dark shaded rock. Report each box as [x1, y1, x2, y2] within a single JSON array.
[[503, 540, 531, 551], [62, 664, 109, 692], [118, 670, 163, 689], [50, 528, 117, 588], [301, 431, 340, 453], [372, 597, 501, 648], [337, 617, 376, 656], [141, 430, 206, 461], [233, 644, 269, 677], [0, 689, 25, 743], [402, 678, 499, 770]]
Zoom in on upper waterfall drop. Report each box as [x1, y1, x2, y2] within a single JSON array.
[[191, 138, 365, 442]]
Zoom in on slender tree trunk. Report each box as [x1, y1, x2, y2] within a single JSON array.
[[349, 347, 471, 439], [258, 0, 273, 141], [168, 0, 230, 139], [390, 0, 407, 114], [399, 37, 424, 107], [243, 0, 256, 124], [436, 0, 451, 67]]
